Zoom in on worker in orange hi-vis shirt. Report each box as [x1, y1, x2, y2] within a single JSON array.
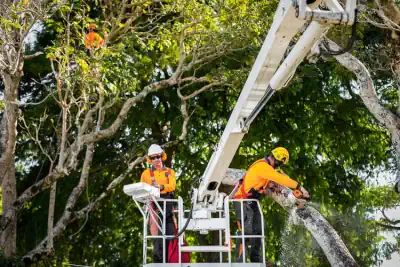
[[84, 24, 104, 49], [141, 144, 176, 263], [233, 147, 309, 263]]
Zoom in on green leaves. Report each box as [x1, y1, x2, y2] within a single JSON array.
[[9, 0, 399, 266]]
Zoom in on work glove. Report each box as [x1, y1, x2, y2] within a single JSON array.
[[299, 186, 310, 199]]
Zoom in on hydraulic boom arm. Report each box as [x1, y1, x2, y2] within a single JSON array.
[[197, 0, 357, 206]]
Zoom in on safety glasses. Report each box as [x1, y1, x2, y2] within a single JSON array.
[[274, 158, 284, 168], [149, 154, 162, 160]]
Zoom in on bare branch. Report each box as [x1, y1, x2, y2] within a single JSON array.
[[19, 114, 55, 164], [23, 143, 95, 263], [23, 51, 44, 60], [325, 39, 400, 133], [78, 77, 177, 145], [375, 221, 400, 230], [182, 82, 221, 101], [381, 208, 400, 224], [174, 29, 187, 78], [47, 182, 56, 252], [74, 156, 145, 220], [325, 39, 400, 196]]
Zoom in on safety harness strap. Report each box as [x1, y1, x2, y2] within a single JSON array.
[[234, 158, 269, 199], [149, 167, 172, 182]]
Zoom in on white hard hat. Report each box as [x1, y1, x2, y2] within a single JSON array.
[[147, 144, 163, 156]]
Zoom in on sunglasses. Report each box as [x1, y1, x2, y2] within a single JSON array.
[[274, 158, 284, 168], [149, 155, 162, 160]]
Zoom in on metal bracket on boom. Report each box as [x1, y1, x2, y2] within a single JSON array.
[[296, 0, 357, 25]]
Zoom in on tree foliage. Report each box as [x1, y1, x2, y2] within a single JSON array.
[[0, 0, 399, 266]]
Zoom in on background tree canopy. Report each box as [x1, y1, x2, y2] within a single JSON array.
[[0, 0, 399, 266]]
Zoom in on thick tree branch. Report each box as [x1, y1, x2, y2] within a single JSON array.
[[78, 78, 177, 145], [23, 143, 95, 263], [324, 39, 400, 194], [222, 168, 358, 267], [376, 0, 400, 26]]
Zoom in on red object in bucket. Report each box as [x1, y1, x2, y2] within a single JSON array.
[[168, 238, 190, 263], [168, 211, 190, 263]]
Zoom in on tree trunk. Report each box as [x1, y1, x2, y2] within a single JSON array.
[[0, 73, 20, 257], [47, 182, 57, 252], [0, 163, 16, 257], [391, 53, 400, 193], [395, 71, 400, 193], [222, 168, 358, 267], [0, 74, 19, 184]]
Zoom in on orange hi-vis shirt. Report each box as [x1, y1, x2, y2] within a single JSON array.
[[234, 158, 298, 199], [140, 167, 176, 194]]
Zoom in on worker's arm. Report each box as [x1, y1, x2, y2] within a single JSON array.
[[260, 163, 310, 198], [162, 169, 176, 193], [257, 163, 298, 189]]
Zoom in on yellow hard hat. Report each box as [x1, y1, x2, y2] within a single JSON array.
[[271, 147, 289, 165]]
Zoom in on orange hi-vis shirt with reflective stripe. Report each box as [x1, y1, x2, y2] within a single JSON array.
[[234, 158, 298, 199], [140, 167, 176, 194]]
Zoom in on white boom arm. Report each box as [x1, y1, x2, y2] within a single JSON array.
[[197, 0, 357, 205], [123, 1, 359, 261]]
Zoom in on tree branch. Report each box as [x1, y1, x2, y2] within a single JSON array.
[[222, 168, 358, 267], [375, 221, 400, 230], [23, 143, 95, 264], [381, 208, 400, 224], [325, 38, 400, 195], [23, 51, 44, 60], [78, 77, 177, 145], [74, 156, 145, 220]]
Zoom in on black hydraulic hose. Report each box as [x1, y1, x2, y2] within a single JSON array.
[[322, 9, 358, 56], [167, 201, 194, 240], [243, 85, 275, 129]]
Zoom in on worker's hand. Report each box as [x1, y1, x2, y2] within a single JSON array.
[[300, 186, 310, 199], [152, 181, 160, 188], [159, 185, 164, 191]]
